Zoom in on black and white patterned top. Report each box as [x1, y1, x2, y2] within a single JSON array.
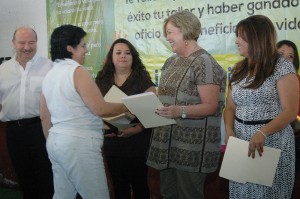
[[230, 57, 296, 198], [147, 49, 227, 173]]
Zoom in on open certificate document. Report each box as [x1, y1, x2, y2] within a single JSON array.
[[219, 136, 281, 187], [103, 85, 136, 130], [122, 92, 176, 128], [104, 85, 127, 104]]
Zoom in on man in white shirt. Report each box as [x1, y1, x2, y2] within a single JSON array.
[[0, 26, 54, 199]]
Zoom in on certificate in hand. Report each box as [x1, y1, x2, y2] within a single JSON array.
[[122, 92, 176, 128], [219, 136, 281, 187], [103, 85, 134, 129], [104, 85, 127, 103], [103, 114, 137, 130]]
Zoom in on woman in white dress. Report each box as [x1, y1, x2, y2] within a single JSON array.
[[224, 15, 298, 198]]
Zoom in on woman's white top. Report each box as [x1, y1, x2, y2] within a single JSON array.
[[42, 59, 103, 138]]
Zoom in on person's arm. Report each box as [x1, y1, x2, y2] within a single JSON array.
[[249, 73, 299, 158], [117, 86, 157, 138], [74, 66, 127, 117], [40, 93, 52, 139], [223, 87, 236, 144], [156, 84, 220, 119]]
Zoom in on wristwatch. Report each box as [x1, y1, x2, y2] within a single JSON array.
[[181, 106, 187, 119]]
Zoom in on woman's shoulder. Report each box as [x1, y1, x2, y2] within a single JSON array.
[[194, 49, 215, 61], [191, 49, 212, 64], [274, 56, 296, 76], [161, 54, 178, 70], [135, 71, 155, 89], [193, 49, 224, 70]]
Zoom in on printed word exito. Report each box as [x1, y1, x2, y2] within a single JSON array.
[[128, 11, 151, 22]]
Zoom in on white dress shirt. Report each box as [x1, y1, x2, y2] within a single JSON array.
[[0, 55, 52, 121]]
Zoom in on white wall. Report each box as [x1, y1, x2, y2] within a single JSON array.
[[0, 0, 48, 58]]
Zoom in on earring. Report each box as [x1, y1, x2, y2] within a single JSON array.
[[185, 41, 188, 46]]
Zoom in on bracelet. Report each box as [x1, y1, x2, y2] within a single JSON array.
[[258, 129, 267, 139]]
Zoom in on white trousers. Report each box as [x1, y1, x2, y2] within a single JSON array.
[[46, 132, 109, 199]]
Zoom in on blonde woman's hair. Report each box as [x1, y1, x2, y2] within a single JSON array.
[[163, 10, 201, 41]]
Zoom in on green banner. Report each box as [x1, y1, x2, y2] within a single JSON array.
[[47, 0, 300, 86], [115, 0, 300, 86], [46, 0, 114, 78]]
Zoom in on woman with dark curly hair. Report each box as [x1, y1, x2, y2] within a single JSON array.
[[95, 38, 156, 199]]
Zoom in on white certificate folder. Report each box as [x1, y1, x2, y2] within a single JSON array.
[[103, 85, 134, 129], [219, 136, 281, 187], [122, 92, 176, 128], [104, 85, 127, 103]]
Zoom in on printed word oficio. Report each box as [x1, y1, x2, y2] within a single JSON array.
[[135, 29, 161, 40]]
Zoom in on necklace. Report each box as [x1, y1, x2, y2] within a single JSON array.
[[160, 57, 187, 92], [160, 45, 200, 92]]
